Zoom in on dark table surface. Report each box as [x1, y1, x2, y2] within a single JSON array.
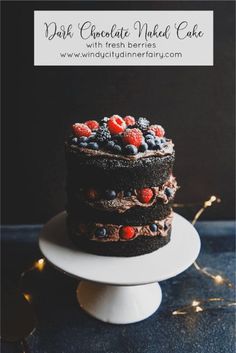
[[1, 220, 235, 353]]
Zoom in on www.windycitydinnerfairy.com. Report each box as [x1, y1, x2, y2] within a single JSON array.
[[59, 50, 183, 60]]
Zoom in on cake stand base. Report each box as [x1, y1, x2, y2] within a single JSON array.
[[77, 280, 162, 324], [39, 212, 201, 325]]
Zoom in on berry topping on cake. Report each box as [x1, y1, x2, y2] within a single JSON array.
[[137, 188, 154, 203], [95, 227, 107, 238], [88, 142, 99, 150], [85, 188, 98, 200], [139, 142, 148, 152], [119, 226, 135, 240], [150, 224, 158, 232], [107, 115, 126, 134], [136, 117, 150, 131], [124, 144, 138, 155], [124, 115, 136, 126], [78, 142, 88, 148], [72, 123, 92, 137], [68, 115, 171, 158], [96, 126, 111, 143], [85, 120, 99, 130], [146, 139, 156, 150], [123, 128, 143, 148], [165, 187, 174, 197], [124, 190, 133, 197], [149, 125, 165, 137], [105, 189, 117, 200], [113, 145, 122, 153]]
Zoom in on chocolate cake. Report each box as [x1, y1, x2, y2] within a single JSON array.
[[65, 115, 178, 257]]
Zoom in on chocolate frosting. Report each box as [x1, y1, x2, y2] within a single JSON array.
[[76, 175, 178, 213], [67, 138, 174, 161], [75, 212, 173, 242]]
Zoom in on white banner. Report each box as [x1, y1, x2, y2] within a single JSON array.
[[34, 11, 213, 66]]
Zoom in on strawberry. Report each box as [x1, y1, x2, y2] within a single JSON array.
[[120, 226, 135, 240], [107, 115, 126, 134], [124, 116, 136, 127], [72, 123, 92, 137], [137, 188, 154, 203], [123, 128, 143, 148], [148, 125, 165, 137], [85, 120, 99, 130]]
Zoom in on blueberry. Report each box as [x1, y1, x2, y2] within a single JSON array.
[[155, 137, 162, 144], [125, 144, 138, 155], [79, 136, 88, 142], [71, 137, 78, 144], [78, 142, 88, 148], [150, 224, 158, 232], [107, 140, 115, 149], [105, 189, 117, 200], [113, 145, 122, 153], [160, 138, 166, 143], [154, 143, 161, 150], [146, 139, 156, 149], [145, 134, 155, 141], [124, 190, 132, 197], [165, 187, 174, 197], [87, 134, 96, 142], [95, 227, 107, 238], [146, 130, 155, 136], [87, 142, 99, 150], [139, 143, 148, 152]]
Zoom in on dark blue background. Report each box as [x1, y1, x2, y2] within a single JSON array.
[[1, 1, 235, 224]]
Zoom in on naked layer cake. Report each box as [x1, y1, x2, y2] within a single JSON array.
[[65, 115, 178, 257]]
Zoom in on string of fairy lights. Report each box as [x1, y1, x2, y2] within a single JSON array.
[[171, 195, 235, 315], [21, 195, 235, 316]]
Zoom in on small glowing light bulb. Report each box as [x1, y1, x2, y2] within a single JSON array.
[[192, 300, 200, 307], [195, 306, 203, 312], [23, 293, 32, 303], [214, 275, 224, 284], [34, 258, 46, 271]]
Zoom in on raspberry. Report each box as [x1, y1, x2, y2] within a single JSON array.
[[124, 115, 136, 127], [107, 115, 126, 134], [85, 120, 99, 130], [72, 123, 92, 137], [120, 226, 135, 240], [85, 188, 98, 200], [149, 125, 165, 137], [123, 128, 143, 148], [137, 188, 154, 203]]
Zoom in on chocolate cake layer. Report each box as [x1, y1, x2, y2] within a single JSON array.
[[66, 145, 175, 190], [69, 226, 171, 257], [66, 200, 173, 225]]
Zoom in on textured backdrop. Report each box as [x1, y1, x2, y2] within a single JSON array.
[[2, 1, 235, 223]]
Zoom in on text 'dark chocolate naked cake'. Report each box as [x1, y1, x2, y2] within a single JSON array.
[[65, 115, 178, 257]]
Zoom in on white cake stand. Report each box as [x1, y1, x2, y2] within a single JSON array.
[[39, 212, 200, 324]]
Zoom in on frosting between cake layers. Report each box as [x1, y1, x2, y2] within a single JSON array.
[[81, 175, 178, 213], [70, 212, 173, 242], [67, 138, 174, 161]]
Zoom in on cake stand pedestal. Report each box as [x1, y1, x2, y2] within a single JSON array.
[[39, 212, 200, 324]]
